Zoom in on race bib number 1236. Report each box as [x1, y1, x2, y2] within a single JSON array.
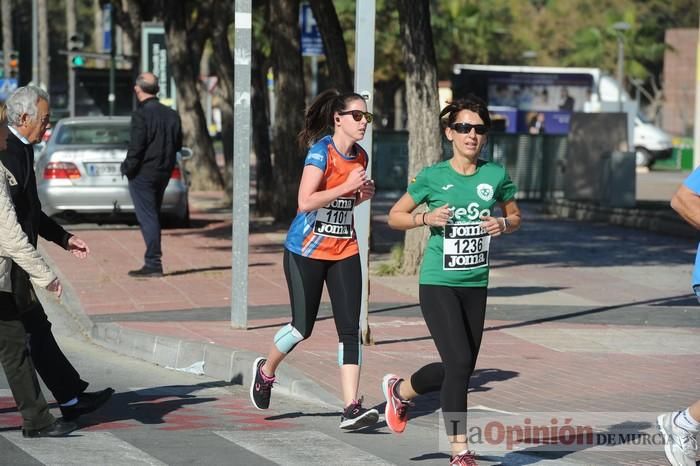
[[443, 223, 490, 270]]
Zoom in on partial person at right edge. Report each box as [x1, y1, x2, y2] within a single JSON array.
[[655, 172, 700, 466], [1, 85, 114, 423], [121, 72, 183, 278]]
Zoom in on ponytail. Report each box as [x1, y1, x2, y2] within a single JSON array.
[[297, 89, 367, 148]]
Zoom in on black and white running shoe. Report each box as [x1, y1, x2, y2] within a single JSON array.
[[250, 357, 274, 410], [339, 397, 379, 430]]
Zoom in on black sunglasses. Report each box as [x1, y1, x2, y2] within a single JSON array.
[[450, 122, 488, 135], [338, 110, 374, 123]]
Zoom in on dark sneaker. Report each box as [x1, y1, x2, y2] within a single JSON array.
[[339, 397, 379, 430], [250, 357, 274, 410], [128, 266, 163, 278]]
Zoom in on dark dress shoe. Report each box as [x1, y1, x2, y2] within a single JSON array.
[[23, 419, 78, 438], [60, 387, 115, 421], [128, 266, 163, 277]]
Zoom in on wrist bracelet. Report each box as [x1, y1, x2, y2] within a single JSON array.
[[422, 212, 428, 226], [412, 212, 420, 226]]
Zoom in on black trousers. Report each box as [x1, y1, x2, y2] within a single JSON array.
[[414, 284, 488, 437], [20, 302, 89, 404], [129, 175, 169, 269], [282, 250, 362, 365]]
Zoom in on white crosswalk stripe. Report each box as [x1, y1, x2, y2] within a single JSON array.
[[214, 430, 395, 465], [0, 431, 167, 466]]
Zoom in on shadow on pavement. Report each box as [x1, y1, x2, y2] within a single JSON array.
[[490, 420, 656, 466], [484, 293, 693, 332], [164, 265, 233, 277], [71, 381, 232, 429], [489, 286, 567, 297], [383, 368, 520, 426], [264, 410, 340, 421]]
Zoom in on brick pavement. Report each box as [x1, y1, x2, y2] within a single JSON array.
[[38, 191, 699, 465]]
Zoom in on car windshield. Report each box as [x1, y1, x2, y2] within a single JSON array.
[[55, 124, 130, 145]]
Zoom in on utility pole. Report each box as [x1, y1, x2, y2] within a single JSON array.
[[354, 0, 376, 344], [32, 0, 38, 84], [613, 22, 630, 114], [231, 0, 252, 328], [66, 0, 76, 117], [108, 4, 116, 116]]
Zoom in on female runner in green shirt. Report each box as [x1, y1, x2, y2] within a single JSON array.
[[384, 94, 521, 465]]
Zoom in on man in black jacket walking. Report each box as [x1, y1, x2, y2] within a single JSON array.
[[1, 85, 114, 422], [121, 72, 183, 277]]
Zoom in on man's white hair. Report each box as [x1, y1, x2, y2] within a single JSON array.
[[5, 85, 50, 126]]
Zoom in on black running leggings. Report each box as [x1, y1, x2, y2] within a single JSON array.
[[412, 284, 487, 436], [282, 249, 362, 365]]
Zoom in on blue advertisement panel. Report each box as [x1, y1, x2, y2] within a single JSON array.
[[472, 70, 595, 135]]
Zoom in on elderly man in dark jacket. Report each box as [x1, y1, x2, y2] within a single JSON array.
[[0, 85, 114, 424], [121, 72, 183, 278]]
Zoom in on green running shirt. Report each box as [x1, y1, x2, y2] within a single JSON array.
[[407, 159, 517, 287]]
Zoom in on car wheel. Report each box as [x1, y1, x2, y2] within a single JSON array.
[[635, 147, 653, 167]]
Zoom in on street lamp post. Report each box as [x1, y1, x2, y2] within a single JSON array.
[[613, 21, 630, 113]]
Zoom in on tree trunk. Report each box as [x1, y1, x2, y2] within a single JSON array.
[[270, 0, 306, 221], [308, 0, 352, 93], [108, 0, 144, 83], [252, 47, 274, 216], [38, 0, 49, 89], [396, 0, 441, 275], [1, 0, 12, 79], [208, 3, 235, 204], [162, 0, 223, 191], [92, 0, 105, 67]]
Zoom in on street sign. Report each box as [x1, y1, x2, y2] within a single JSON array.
[[102, 3, 112, 52], [141, 22, 177, 109], [0, 78, 18, 101], [299, 3, 324, 56]]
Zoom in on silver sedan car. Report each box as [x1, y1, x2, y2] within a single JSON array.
[[35, 116, 191, 227]]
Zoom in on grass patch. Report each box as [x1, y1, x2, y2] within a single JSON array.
[[373, 244, 404, 276]]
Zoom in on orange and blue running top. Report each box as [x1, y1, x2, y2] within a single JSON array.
[[284, 135, 368, 260]]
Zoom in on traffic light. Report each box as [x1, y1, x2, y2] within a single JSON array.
[[8, 51, 19, 78], [69, 34, 85, 68], [72, 54, 85, 67]]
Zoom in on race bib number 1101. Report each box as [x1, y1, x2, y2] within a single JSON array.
[[313, 196, 355, 238], [443, 223, 490, 270]]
